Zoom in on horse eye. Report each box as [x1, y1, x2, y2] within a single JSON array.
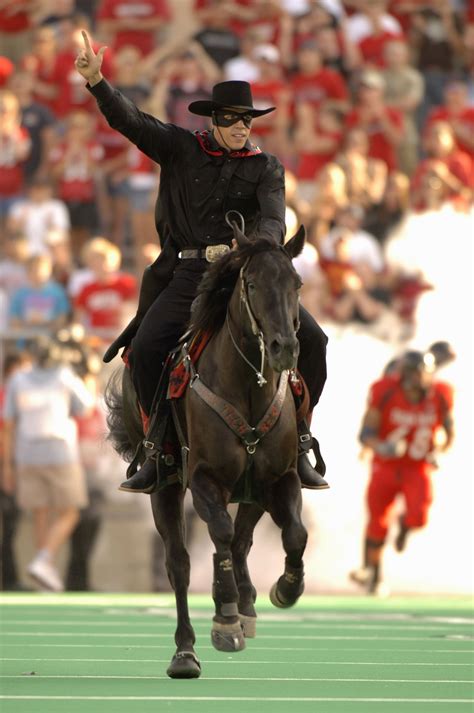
[[247, 282, 255, 291]]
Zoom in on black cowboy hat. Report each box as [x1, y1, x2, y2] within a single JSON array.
[[188, 80, 275, 118]]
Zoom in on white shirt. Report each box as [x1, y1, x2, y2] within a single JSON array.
[[346, 12, 402, 45], [8, 199, 70, 254], [320, 228, 385, 272], [223, 57, 260, 83]]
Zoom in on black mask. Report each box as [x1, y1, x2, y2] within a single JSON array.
[[213, 110, 253, 128]]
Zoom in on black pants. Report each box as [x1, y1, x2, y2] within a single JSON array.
[[129, 260, 328, 416]]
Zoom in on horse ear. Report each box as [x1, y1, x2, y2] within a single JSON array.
[[232, 221, 250, 248], [284, 225, 306, 259]]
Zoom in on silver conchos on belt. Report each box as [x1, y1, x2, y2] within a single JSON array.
[[206, 244, 230, 262]]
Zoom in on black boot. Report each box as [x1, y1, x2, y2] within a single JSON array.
[[119, 457, 158, 494], [297, 420, 329, 490]]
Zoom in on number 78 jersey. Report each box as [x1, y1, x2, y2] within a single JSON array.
[[368, 376, 454, 466]]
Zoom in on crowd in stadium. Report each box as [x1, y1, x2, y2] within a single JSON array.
[[0, 0, 472, 593]]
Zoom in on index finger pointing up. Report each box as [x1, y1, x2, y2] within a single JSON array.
[[81, 30, 94, 55]]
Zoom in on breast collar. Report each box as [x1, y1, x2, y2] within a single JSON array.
[[194, 130, 262, 158]]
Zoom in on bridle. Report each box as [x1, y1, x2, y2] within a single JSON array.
[[226, 258, 267, 386], [224, 211, 299, 388]]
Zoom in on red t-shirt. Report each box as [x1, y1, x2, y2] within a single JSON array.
[[53, 48, 114, 118], [319, 257, 357, 297], [75, 273, 137, 332], [358, 31, 404, 68], [0, 127, 31, 196], [368, 375, 453, 467], [249, 79, 288, 137], [411, 151, 473, 210], [345, 106, 404, 171], [426, 106, 474, 161], [296, 127, 343, 180], [20, 54, 63, 114], [194, 0, 258, 37], [0, 7, 30, 32], [291, 69, 349, 111], [96, 115, 130, 160], [97, 0, 171, 54], [49, 141, 105, 202]]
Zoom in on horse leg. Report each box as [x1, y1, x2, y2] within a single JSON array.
[[149, 483, 201, 678], [191, 470, 245, 652], [267, 471, 308, 608], [231, 502, 264, 638]]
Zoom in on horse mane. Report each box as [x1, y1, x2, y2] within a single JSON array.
[[190, 238, 283, 334]]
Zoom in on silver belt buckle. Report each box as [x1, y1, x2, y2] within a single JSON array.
[[205, 244, 230, 262]]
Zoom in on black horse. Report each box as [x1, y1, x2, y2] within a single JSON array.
[[106, 223, 309, 678]]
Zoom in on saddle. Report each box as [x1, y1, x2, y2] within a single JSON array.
[[123, 332, 310, 496]]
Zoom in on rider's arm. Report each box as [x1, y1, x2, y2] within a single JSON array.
[[256, 156, 286, 244], [87, 79, 186, 164]]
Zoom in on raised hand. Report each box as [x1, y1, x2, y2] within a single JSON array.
[[75, 30, 107, 85]]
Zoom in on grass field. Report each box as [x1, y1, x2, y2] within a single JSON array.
[[0, 592, 473, 713]]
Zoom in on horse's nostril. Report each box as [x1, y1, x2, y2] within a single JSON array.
[[271, 340, 282, 356]]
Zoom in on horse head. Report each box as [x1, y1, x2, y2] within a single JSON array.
[[231, 221, 306, 374]]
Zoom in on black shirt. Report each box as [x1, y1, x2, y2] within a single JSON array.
[[88, 79, 286, 255]]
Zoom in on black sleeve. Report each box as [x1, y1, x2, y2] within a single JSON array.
[[256, 156, 286, 244], [87, 78, 187, 164]]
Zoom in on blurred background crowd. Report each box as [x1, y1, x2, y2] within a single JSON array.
[[0, 0, 472, 596]]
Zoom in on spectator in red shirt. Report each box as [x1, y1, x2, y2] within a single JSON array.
[[74, 237, 137, 343], [290, 38, 350, 115], [250, 43, 291, 156], [426, 81, 474, 167], [411, 120, 473, 212], [0, 2, 33, 63], [96, 0, 171, 56], [0, 89, 31, 240], [94, 113, 131, 249], [334, 127, 388, 209], [54, 25, 115, 119], [0, 55, 14, 88], [48, 111, 104, 252], [294, 102, 344, 198], [345, 69, 404, 172], [8, 68, 57, 183], [357, 4, 404, 68], [21, 26, 62, 116]]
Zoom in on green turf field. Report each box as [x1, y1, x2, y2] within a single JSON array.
[[0, 593, 473, 713]]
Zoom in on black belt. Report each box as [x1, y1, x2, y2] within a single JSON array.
[[178, 245, 231, 263]]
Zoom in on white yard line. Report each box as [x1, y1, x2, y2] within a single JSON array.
[[0, 695, 473, 703], [1, 675, 472, 683], [0, 632, 470, 641], [1, 657, 472, 666], [3, 619, 472, 631], [1, 643, 472, 653]]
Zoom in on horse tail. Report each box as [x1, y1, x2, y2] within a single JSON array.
[[104, 367, 143, 462]]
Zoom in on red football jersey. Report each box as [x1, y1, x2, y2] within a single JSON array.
[[368, 375, 453, 466]]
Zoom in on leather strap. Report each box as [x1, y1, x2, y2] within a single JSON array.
[[190, 370, 289, 454], [179, 249, 207, 259]]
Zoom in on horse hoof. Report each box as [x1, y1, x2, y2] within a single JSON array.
[[167, 651, 201, 679], [239, 613, 257, 638], [211, 621, 246, 652], [269, 582, 299, 609]]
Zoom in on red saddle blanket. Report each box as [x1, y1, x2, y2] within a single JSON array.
[[168, 330, 306, 405], [168, 331, 212, 399]]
